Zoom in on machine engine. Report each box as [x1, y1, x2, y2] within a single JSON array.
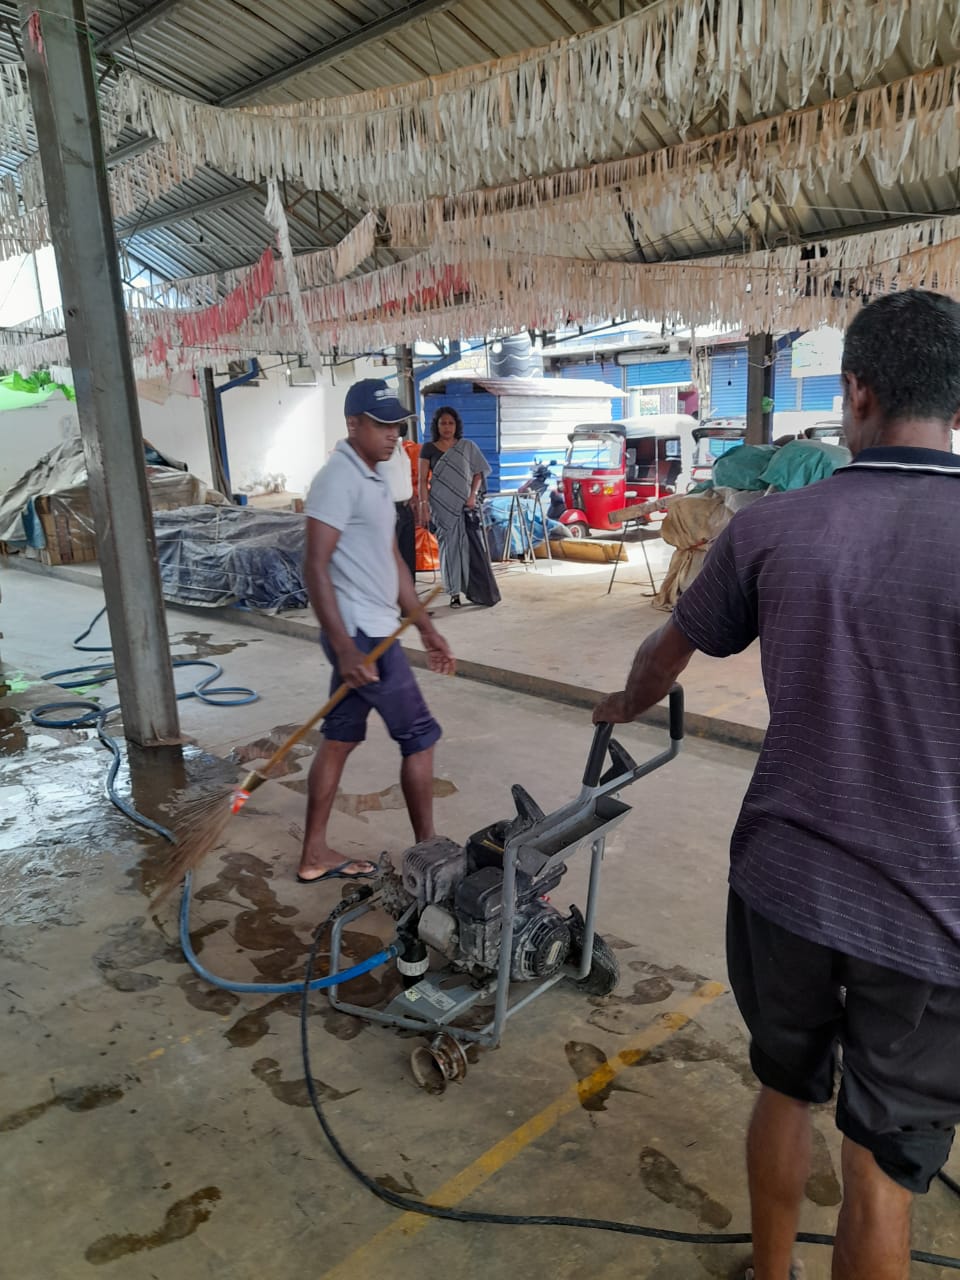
[[392, 832, 571, 982]]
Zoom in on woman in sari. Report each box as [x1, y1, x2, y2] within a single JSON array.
[[418, 406, 491, 607]]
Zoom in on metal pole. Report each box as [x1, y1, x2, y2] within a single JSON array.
[[746, 332, 774, 446], [395, 343, 415, 415], [21, 0, 180, 746]]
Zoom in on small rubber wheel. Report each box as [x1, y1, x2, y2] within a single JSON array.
[[566, 906, 620, 996], [566, 523, 588, 539]]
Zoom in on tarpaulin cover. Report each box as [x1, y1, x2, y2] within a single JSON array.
[[758, 438, 851, 490], [152, 505, 309, 613], [711, 444, 778, 490], [0, 433, 214, 546], [483, 495, 565, 560]]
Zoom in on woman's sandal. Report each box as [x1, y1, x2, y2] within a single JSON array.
[[450, 594, 462, 608]]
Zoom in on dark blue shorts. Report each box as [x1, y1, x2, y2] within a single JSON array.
[[320, 630, 441, 757]]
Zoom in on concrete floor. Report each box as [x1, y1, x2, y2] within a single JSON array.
[[2, 567, 960, 1279]]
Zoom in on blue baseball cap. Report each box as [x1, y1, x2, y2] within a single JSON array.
[[344, 378, 415, 423]]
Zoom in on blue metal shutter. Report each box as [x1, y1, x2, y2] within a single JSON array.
[[801, 375, 843, 412], [624, 357, 692, 387], [772, 345, 798, 411], [422, 386, 500, 490], [553, 360, 625, 417], [710, 348, 749, 415]]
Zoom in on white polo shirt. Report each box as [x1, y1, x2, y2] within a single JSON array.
[[304, 440, 400, 637]]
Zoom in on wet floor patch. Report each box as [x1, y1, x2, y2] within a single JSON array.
[[638, 1146, 732, 1229], [250, 1056, 358, 1107], [229, 722, 321, 778], [93, 918, 181, 992], [587, 956, 711, 1035], [83, 1186, 221, 1264], [0, 705, 26, 754], [169, 631, 258, 658], [329, 777, 458, 820], [0, 1082, 124, 1133], [563, 1041, 650, 1112], [375, 1171, 423, 1198]]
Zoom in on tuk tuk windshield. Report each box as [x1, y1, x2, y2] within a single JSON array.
[[565, 432, 624, 470]]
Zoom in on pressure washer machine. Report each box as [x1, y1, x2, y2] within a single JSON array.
[[325, 688, 684, 1090]]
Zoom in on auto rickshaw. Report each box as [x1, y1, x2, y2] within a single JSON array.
[[689, 419, 746, 486], [558, 416, 692, 537]]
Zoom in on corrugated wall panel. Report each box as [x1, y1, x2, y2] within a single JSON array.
[[498, 395, 611, 490], [624, 357, 691, 386], [422, 387, 500, 490], [710, 348, 749, 415], [552, 360, 625, 417], [772, 346, 798, 411], [800, 375, 844, 412]]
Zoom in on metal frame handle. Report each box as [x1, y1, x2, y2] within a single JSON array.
[[585, 685, 685, 786], [582, 722, 614, 787]]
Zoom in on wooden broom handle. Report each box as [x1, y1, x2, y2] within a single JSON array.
[[257, 585, 444, 779]]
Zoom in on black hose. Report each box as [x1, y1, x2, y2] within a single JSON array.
[[298, 932, 960, 1267]]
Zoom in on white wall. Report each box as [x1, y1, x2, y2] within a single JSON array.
[[214, 358, 382, 495], [0, 397, 78, 490], [0, 357, 384, 496]]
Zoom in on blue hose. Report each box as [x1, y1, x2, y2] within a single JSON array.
[[179, 870, 398, 994]]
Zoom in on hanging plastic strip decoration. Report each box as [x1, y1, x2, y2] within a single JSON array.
[[113, 0, 960, 206], [264, 179, 315, 360], [384, 60, 960, 254]]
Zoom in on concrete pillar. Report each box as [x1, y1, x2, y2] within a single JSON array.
[[21, 0, 180, 746]]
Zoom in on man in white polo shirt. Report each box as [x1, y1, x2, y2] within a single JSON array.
[[298, 379, 455, 883]]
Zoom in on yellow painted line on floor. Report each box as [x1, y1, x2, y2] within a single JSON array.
[[132, 1020, 230, 1065], [702, 688, 766, 719], [318, 980, 726, 1280]]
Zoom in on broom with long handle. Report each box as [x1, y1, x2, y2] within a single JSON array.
[[151, 585, 445, 905]]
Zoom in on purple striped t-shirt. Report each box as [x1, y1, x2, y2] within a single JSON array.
[[673, 446, 960, 986]]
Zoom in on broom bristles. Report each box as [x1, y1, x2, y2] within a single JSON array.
[[149, 786, 238, 907]]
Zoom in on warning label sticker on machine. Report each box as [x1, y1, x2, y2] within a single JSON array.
[[404, 982, 457, 1012]]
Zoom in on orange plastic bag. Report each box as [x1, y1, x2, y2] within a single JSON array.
[[416, 526, 440, 571]]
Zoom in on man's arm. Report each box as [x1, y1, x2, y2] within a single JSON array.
[[304, 518, 378, 687], [592, 619, 695, 724], [394, 544, 456, 675]]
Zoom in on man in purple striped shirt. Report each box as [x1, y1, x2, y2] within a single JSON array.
[[595, 290, 960, 1280]]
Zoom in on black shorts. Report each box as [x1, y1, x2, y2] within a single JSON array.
[[727, 890, 960, 1193]]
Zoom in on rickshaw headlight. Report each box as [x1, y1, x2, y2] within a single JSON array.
[[589, 482, 602, 494]]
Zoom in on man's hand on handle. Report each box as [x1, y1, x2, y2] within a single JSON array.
[[592, 691, 633, 725], [592, 621, 697, 728]]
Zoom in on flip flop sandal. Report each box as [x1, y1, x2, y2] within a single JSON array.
[[744, 1263, 805, 1280], [296, 858, 379, 884]]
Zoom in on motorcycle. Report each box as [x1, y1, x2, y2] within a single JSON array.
[[518, 458, 566, 521]]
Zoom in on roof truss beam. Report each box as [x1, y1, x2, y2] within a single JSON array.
[[98, 0, 186, 54], [217, 0, 460, 106]]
